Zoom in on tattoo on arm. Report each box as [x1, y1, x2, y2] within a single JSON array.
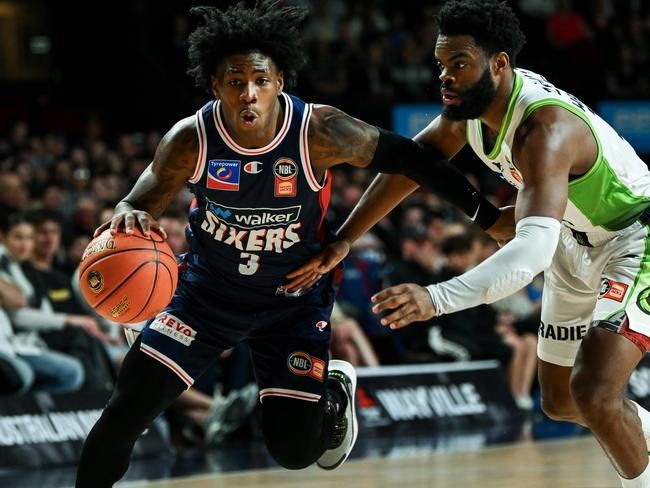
[[308, 105, 379, 170], [123, 118, 198, 218]]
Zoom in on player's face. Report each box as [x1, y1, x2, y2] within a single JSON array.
[[435, 35, 497, 120], [212, 52, 284, 135]]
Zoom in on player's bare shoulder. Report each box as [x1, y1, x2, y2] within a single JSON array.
[[152, 115, 200, 180], [513, 105, 596, 175]]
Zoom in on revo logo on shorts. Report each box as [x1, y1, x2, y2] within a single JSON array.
[[150, 313, 197, 346], [287, 351, 325, 382]]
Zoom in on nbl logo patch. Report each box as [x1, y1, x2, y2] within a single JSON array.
[[207, 159, 241, 191], [274, 158, 298, 197], [287, 351, 325, 381]]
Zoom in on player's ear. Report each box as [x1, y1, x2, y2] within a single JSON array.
[[494, 52, 510, 73], [276, 70, 284, 94], [210, 74, 220, 99]]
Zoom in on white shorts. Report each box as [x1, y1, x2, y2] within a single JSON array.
[[539, 222, 650, 367]]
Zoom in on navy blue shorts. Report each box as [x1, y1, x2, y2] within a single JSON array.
[[140, 278, 334, 404]]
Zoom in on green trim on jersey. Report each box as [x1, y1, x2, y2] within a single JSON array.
[[605, 224, 650, 321], [473, 72, 523, 160], [521, 99, 650, 231]]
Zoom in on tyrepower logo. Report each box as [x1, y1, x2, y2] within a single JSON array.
[[150, 313, 197, 346], [206, 200, 301, 230], [287, 351, 325, 382]]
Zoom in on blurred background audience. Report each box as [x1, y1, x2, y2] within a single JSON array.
[[0, 0, 648, 443]]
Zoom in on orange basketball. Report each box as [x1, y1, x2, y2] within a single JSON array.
[[78, 228, 178, 324]]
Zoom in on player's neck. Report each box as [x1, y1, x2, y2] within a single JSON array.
[[478, 70, 515, 135]]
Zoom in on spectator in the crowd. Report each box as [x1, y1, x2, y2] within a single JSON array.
[[0, 216, 85, 395], [383, 224, 445, 362], [29, 209, 116, 390], [330, 302, 380, 367], [159, 211, 189, 256], [426, 234, 537, 410]]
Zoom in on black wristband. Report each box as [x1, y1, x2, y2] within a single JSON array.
[[367, 128, 501, 230]]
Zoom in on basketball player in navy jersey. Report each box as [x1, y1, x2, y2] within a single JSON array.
[[75, 2, 513, 486]]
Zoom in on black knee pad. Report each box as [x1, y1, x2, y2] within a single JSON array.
[[262, 396, 327, 469]]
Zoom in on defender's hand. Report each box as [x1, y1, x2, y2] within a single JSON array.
[[371, 283, 436, 329], [285, 239, 351, 292], [94, 210, 167, 238], [486, 205, 515, 244]]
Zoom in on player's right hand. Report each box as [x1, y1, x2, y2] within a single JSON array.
[[285, 239, 351, 292], [94, 209, 167, 239]]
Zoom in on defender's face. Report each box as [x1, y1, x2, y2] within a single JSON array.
[[435, 35, 497, 120], [212, 52, 284, 134]]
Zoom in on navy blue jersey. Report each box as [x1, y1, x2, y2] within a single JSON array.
[[183, 93, 334, 306]]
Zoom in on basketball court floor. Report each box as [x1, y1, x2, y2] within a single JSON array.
[[0, 419, 621, 488], [121, 436, 618, 488]]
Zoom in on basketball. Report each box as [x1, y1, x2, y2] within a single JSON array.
[[78, 228, 178, 324]]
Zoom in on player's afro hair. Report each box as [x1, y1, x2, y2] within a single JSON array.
[[187, 0, 308, 94], [437, 0, 526, 65]]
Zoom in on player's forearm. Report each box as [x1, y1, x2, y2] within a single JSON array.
[[119, 164, 179, 218], [427, 216, 561, 315], [364, 129, 500, 229], [336, 174, 417, 244]]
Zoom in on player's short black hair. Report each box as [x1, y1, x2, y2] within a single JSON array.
[[437, 0, 526, 66], [187, 1, 309, 94]]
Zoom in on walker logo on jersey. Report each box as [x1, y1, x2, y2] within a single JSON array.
[[244, 161, 263, 174], [538, 321, 587, 341], [637, 287, 650, 315], [315, 321, 328, 331], [287, 351, 325, 381], [150, 312, 197, 346], [599, 279, 628, 303], [207, 159, 241, 191], [274, 158, 298, 197], [205, 200, 302, 230]]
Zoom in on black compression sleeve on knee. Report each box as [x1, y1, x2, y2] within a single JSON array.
[[366, 127, 501, 230]]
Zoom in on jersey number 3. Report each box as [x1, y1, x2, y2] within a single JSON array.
[[238, 252, 260, 275]]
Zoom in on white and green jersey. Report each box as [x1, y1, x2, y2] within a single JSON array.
[[466, 68, 650, 234]]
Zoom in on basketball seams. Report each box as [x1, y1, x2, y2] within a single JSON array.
[[91, 260, 160, 310], [80, 247, 176, 273], [125, 254, 159, 323]]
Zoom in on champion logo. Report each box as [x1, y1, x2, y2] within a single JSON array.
[[244, 161, 263, 174], [315, 321, 328, 331]]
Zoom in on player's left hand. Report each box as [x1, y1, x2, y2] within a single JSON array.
[[285, 239, 350, 292], [371, 283, 436, 329], [486, 205, 516, 245]]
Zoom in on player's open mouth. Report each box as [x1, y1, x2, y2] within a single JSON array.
[[241, 111, 258, 126], [441, 92, 458, 105]]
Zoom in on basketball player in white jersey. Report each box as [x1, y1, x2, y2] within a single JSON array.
[[288, 1, 650, 486]]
